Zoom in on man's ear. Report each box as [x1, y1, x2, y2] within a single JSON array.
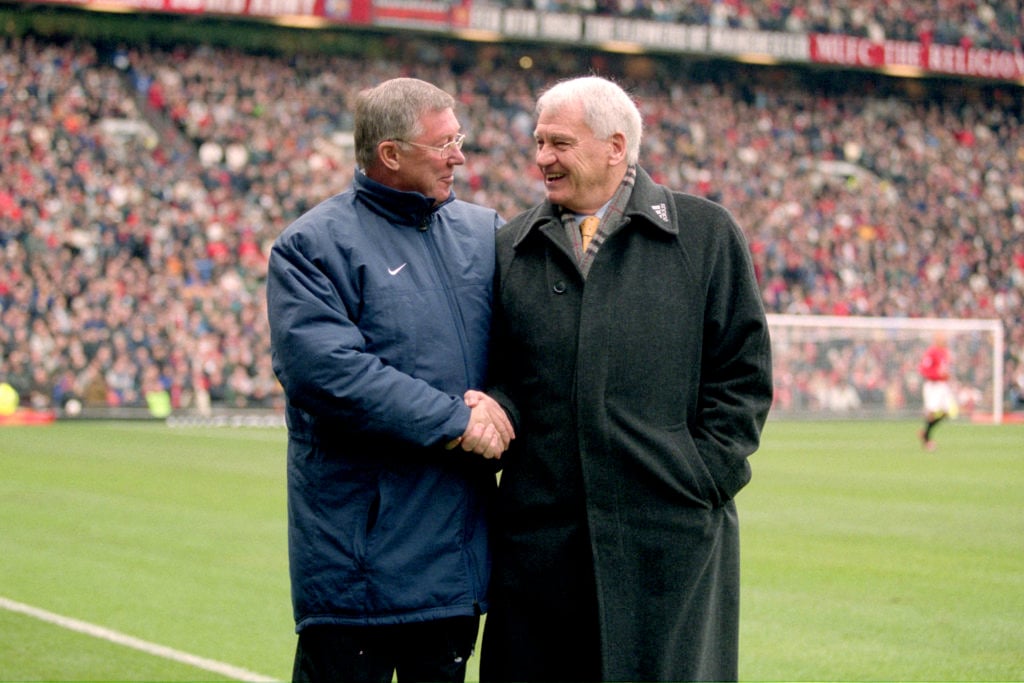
[[378, 140, 403, 171], [607, 131, 627, 166]]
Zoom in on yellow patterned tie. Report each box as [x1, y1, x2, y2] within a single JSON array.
[[579, 215, 599, 251]]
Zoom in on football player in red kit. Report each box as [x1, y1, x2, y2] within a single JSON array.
[[919, 332, 952, 450]]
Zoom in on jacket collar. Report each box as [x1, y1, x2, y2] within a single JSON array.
[[354, 168, 454, 228], [514, 166, 677, 248]]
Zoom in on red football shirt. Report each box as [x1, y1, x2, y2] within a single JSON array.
[[919, 344, 951, 382]]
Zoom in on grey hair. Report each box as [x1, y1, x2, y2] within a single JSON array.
[[354, 78, 456, 171], [536, 76, 642, 165]]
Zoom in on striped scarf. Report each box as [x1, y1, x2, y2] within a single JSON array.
[[561, 164, 637, 278]]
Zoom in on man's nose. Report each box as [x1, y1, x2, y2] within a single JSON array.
[[535, 146, 555, 166]]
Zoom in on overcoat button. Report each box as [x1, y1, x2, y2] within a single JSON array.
[[552, 281, 566, 294]]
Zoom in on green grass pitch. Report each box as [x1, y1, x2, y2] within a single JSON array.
[[2, 419, 1022, 681]]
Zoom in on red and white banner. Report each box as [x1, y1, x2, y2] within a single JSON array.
[[810, 33, 1024, 82]]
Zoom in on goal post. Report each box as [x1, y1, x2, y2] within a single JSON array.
[[767, 314, 1005, 424]]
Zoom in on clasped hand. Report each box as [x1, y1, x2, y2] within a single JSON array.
[[446, 390, 514, 459]]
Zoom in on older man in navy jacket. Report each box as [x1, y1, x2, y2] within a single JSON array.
[[267, 78, 512, 683]]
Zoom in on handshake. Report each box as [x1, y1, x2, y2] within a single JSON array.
[[446, 390, 514, 460]]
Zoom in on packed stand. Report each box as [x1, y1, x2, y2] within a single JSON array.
[[494, 0, 1022, 51], [1, 33, 1022, 416]]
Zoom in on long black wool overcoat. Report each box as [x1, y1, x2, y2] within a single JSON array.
[[481, 167, 773, 682]]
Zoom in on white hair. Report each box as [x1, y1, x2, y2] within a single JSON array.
[[536, 76, 643, 165]]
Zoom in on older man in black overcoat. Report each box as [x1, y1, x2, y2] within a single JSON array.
[[479, 76, 773, 682]]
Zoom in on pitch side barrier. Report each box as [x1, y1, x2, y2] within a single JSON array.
[[57, 405, 285, 428]]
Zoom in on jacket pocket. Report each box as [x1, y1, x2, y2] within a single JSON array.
[[605, 402, 718, 509]]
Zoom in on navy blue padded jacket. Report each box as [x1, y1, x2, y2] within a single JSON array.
[[267, 170, 501, 629]]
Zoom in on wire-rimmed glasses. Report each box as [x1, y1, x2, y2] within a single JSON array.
[[394, 133, 466, 159]]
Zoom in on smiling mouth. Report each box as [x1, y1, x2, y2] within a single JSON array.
[[545, 173, 566, 183]]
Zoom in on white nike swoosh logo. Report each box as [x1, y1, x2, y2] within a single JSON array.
[[388, 263, 408, 276]]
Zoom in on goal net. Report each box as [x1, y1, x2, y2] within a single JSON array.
[[767, 314, 1005, 423]]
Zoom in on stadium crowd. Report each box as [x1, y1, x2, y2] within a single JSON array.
[[489, 0, 1023, 52], [1, 28, 1022, 417]]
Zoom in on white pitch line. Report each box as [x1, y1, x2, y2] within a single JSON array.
[[0, 596, 277, 682]]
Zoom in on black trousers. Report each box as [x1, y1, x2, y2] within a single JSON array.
[[292, 616, 480, 683]]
